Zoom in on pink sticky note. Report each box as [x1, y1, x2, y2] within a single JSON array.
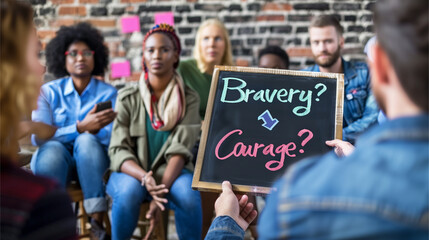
[[121, 16, 140, 33], [111, 61, 131, 78], [154, 12, 175, 26]]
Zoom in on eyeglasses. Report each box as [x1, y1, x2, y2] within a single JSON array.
[[65, 50, 94, 58]]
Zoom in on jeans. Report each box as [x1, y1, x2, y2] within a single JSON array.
[[106, 171, 202, 240], [31, 133, 109, 214]]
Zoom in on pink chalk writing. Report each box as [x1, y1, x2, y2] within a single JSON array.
[[298, 129, 313, 153], [215, 129, 313, 172]]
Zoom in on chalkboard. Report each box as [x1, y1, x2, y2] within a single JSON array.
[[192, 66, 344, 194]]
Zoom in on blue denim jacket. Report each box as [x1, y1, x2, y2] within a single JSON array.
[[303, 59, 379, 143], [206, 115, 429, 240]]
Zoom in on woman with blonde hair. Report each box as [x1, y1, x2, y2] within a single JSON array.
[[178, 18, 233, 119], [0, 0, 76, 239]]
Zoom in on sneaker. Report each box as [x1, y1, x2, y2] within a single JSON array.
[[90, 218, 110, 240]]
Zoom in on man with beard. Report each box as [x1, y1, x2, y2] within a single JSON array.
[[303, 15, 379, 144]]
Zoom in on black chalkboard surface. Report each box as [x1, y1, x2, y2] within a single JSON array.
[[192, 66, 344, 194]]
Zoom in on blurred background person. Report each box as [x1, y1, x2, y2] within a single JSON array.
[[258, 45, 290, 69], [30, 22, 117, 239], [0, 0, 76, 239], [107, 24, 202, 240]]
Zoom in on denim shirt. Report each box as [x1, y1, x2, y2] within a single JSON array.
[[258, 114, 429, 239], [206, 115, 429, 240], [206, 216, 245, 240], [32, 77, 117, 147], [303, 59, 379, 143]]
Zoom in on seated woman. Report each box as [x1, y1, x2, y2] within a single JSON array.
[[106, 24, 202, 240], [0, 0, 76, 238], [30, 22, 117, 239]]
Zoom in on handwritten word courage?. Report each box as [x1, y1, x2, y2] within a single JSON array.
[[220, 77, 327, 117], [215, 128, 314, 171]]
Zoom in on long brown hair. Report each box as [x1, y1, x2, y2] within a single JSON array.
[[0, 0, 36, 159]]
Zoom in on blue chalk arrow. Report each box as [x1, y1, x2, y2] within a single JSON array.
[[258, 110, 279, 131]]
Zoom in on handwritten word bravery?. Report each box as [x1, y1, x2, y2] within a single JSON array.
[[220, 77, 327, 117], [215, 129, 314, 172]]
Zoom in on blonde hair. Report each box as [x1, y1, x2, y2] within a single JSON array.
[[193, 18, 233, 74], [0, 0, 37, 159]]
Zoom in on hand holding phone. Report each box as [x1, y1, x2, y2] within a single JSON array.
[[95, 100, 112, 113], [77, 100, 116, 133]]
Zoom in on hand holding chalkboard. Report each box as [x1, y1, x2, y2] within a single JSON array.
[[192, 66, 344, 194]]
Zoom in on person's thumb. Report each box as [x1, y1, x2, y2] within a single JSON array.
[[325, 140, 336, 147], [146, 210, 152, 219], [222, 181, 233, 194], [89, 104, 97, 113]]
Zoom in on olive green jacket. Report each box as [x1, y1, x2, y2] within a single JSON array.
[[108, 85, 201, 182]]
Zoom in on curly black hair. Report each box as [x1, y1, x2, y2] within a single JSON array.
[[258, 45, 290, 69], [45, 22, 109, 78]]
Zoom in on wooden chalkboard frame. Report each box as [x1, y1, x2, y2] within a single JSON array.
[[192, 66, 344, 194]]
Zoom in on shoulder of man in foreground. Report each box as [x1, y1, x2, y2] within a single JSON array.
[[259, 116, 429, 239]]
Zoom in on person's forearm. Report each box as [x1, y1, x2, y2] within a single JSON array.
[[18, 121, 57, 140], [18, 121, 33, 139], [161, 155, 185, 190], [32, 122, 57, 140], [120, 160, 147, 181]]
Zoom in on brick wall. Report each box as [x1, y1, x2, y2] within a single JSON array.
[[31, 0, 376, 86]]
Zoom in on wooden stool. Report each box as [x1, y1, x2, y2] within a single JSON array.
[[67, 182, 111, 239], [131, 202, 168, 240]]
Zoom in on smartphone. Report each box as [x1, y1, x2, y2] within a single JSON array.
[[95, 100, 112, 113]]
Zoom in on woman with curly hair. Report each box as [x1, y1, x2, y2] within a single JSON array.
[[106, 24, 202, 240], [30, 22, 117, 239], [0, 0, 76, 239]]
